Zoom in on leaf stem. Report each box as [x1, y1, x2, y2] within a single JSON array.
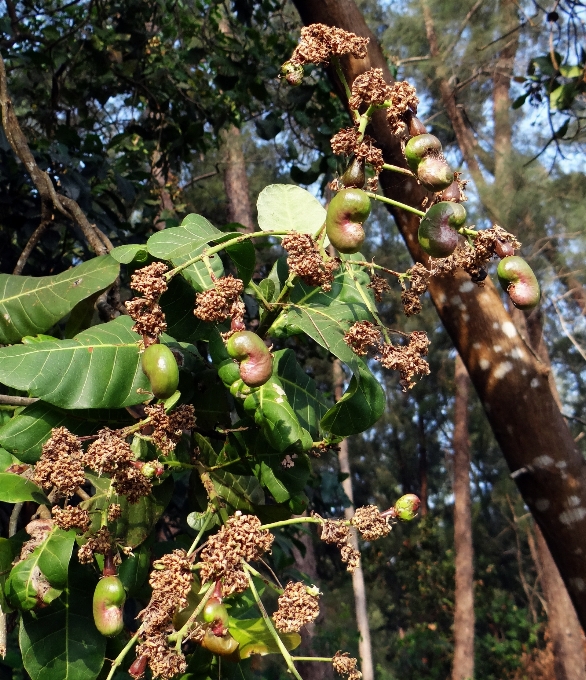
[[382, 162, 415, 177], [365, 192, 426, 217], [187, 509, 213, 557], [347, 260, 403, 278], [458, 227, 478, 238], [168, 581, 213, 651], [258, 517, 324, 531], [342, 257, 391, 343], [105, 628, 141, 680], [291, 657, 333, 662], [243, 564, 303, 680], [331, 56, 358, 123], [244, 562, 284, 595]]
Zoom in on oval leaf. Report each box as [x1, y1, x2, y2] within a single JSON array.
[[0, 473, 48, 503], [257, 185, 327, 240]]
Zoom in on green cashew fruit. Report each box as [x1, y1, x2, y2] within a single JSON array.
[[325, 188, 371, 254], [340, 156, 366, 189], [202, 627, 240, 657], [418, 201, 467, 258], [280, 60, 303, 86], [394, 494, 421, 521], [405, 134, 454, 192], [226, 331, 273, 388], [497, 256, 541, 310], [218, 358, 242, 388], [141, 343, 179, 399], [93, 575, 126, 637], [203, 597, 230, 626]]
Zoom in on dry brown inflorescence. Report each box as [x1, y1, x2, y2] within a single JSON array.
[[288, 23, 369, 66], [144, 403, 196, 456], [78, 527, 113, 564], [33, 427, 85, 499], [333, 651, 363, 680], [400, 263, 430, 317], [194, 275, 245, 328], [273, 581, 320, 633], [281, 233, 339, 291], [125, 262, 169, 344], [351, 505, 391, 541], [199, 512, 274, 596], [51, 505, 91, 533], [318, 516, 360, 572], [367, 274, 391, 302]]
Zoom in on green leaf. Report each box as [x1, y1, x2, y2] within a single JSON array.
[[272, 349, 328, 439], [0, 537, 17, 612], [256, 185, 327, 241], [118, 543, 151, 597], [512, 93, 529, 109], [109, 244, 149, 264], [0, 401, 133, 464], [209, 468, 265, 512], [0, 256, 119, 344], [228, 616, 301, 658], [83, 474, 174, 548], [160, 276, 214, 343], [0, 316, 150, 409], [6, 528, 75, 610], [550, 83, 576, 110], [243, 377, 304, 452], [146, 214, 224, 291], [223, 235, 256, 287], [559, 64, 584, 78], [254, 451, 311, 503], [0, 447, 14, 470], [0, 473, 48, 503], [20, 560, 106, 680]]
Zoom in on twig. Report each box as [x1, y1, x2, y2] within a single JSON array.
[[181, 164, 220, 190], [105, 628, 141, 680], [0, 395, 38, 406], [9, 502, 23, 537], [552, 299, 586, 362], [442, 0, 485, 58], [12, 218, 52, 275]]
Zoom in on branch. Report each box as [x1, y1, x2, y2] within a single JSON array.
[[0, 395, 39, 406]]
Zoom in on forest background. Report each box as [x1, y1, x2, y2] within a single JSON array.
[[0, 0, 585, 679]]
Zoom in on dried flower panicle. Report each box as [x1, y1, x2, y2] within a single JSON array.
[[343, 321, 381, 356], [135, 635, 186, 680], [351, 505, 391, 541], [386, 81, 419, 135], [194, 275, 244, 324], [367, 274, 391, 302], [85, 429, 134, 475], [145, 404, 195, 455], [52, 505, 91, 533], [33, 427, 85, 499], [130, 262, 168, 301], [16, 519, 54, 562], [126, 263, 169, 342], [78, 527, 112, 564], [376, 331, 431, 391], [333, 651, 363, 680], [107, 503, 122, 522], [199, 512, 274, 595], [330, 128, 384, 181], [289, 24, 369, 66], [112, 466, 153, 504], [282, 233, 339, 291], [348, 68, 391, 110], [273, 582, 320, 633], [400, 263, 430, 316], [319, 517, 360, 572]]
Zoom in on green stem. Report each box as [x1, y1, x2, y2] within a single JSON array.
[[198, 467, 229, 523], [243, 565, 303, 680], [382, 163, 415, 177], [187, 510, 213, 557], [243, 563, 284, 595], [347, 260, 402, 278], [259, 517, 324, 531], [331, 56, 358, 123], [342, 257, 391, 343], [256, 270, 297, 338], [356, 105, 375, 144], [165, 230, 290, 281], [105, 628, 141, 680], [248, 280, 272, 309], [365, 191, 426, 218], [457, 227, 478, 238], [291, 657, 333, 662], [168, 582, 213, 651]]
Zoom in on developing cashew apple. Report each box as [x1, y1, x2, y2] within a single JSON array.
[[326, 188, 371, 254], [497, 256, 541, 310], [405, 134, 454, 192], [418, 201, 467, 258], [340, 156, 366, 189], [141, 343, 179, 399], [226, 331, 273, 388], [93, 575, 126, 637]]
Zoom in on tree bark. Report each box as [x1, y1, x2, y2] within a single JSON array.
[[221, 125, 254, 232], [333, 360, 375, 680], [291, 0, 586, 628], [452, 355, 475, 680]]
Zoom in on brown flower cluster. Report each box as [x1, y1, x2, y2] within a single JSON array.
[[400, 263, 430, 316], [51, 505, 91, 533], [273, 582, 320, 633], [351, 505, 391, 541], [376, 330, 431, 391], [344, 323, 430, 390], [33, 427, 85, 499], [289, 24, 369, 66], [330, 127, 384, 186], [430, 225, 520, 284], [199, 512, 274, 596], [348, 68, 391, 110], [85, 430, 152, 504], [134, 636, 186, 680], [78, 527, 112, 564], [108, 503, 122, 522], [144, 404, 195, 455], [367, 274, 391, 302], [125, 262, 169, 343], [319, 518, 360, 572], [333, 651, 363, 680], [282, 233, 339, 291], [386, 81, 419, 135], [194, 275, 245, 325]]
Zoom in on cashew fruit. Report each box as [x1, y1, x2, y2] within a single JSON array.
[[405, 134, 454, 192], [217, 358, 241, 388], [226, 331, 273, 388], [394, 494, 421, 521], [418, 201, 467, 258], [325, 188, 371, 254], [497, 256, 541, 310], [203, 597, 230, 626], [340, 156, 366, 189], [280, 60, 303, 86], [408, 115, 427, 136], [440, 180, 463, 203], [93, 575, 126, 637], [202, 627, 240, 657], [141, 343, 179, 399]]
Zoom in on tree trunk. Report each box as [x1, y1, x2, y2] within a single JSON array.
[[452, 355, 475, 680], [333, 359, 375, 680], [292, 0, 586, 628], [220, 125, 254, 232]]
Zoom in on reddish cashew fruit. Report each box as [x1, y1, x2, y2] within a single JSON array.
[[325, 188, 371, 254], [203, 597, 230, 627], [497, 256, 541, 310], [141, 343, 179, 399], [405, 134, 454, 192], [418, 201, 467, 258], [93, 575, 126, 637], [226, 331, 273, 388], [394, 493, 421, 521], [340, 156, 366, 189]]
